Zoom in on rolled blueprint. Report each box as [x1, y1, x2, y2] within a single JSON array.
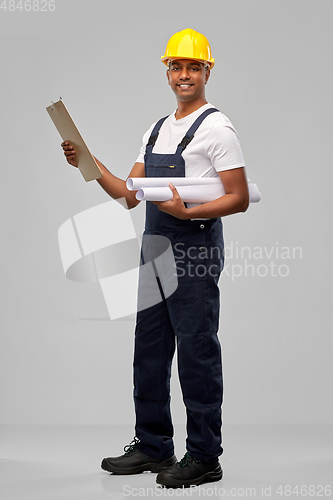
[[248, 183, 261, 203], [136, 184, 225, 203], [127, 177, 261, 203], [126, 177, 221, 190]]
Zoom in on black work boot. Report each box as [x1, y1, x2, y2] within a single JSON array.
[[156, 451, 223, 488], [101, 437, 177, 475]]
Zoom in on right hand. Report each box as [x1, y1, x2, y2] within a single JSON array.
[[61, 141, 78, 168]]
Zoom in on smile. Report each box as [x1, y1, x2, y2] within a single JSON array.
[[177, 84, 193, 89]]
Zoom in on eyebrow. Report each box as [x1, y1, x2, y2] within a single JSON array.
[[171, 62, 202, 68]]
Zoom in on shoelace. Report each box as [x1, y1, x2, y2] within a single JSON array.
[[178, 452, 201, 468], [124, 436, 140, 455]]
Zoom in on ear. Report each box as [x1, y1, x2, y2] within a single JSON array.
[[205, 68, 211, 84], [166, 68, 170, 85]]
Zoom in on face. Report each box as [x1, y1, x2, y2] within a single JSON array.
[[166, 59, 210, 103]]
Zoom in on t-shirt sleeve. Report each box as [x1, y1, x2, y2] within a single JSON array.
[[135, 123, 155, 164], [206, 119, 245, 172]]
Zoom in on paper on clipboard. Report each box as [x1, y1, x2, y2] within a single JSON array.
[[46, 99, 103, 182]]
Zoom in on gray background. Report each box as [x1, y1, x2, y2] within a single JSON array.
[[0, 0, 332, 428]]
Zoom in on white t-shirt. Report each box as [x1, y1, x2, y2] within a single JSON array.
[[136, 103, 245, 179]]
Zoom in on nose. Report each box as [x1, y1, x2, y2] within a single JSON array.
[[179, 67, 190, 80]]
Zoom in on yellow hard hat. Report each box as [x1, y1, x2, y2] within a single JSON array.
[[161, 28, 215, 69]]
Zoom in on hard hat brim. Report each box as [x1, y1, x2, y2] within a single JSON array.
[[161, 56, 215, 69]]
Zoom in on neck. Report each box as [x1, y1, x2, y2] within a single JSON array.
[[175, 98, 208, 120]]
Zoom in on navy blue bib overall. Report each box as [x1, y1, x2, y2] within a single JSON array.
[[133, 108, 225, 462]]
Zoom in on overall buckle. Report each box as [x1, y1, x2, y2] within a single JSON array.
[[177, 135, 194, 151]]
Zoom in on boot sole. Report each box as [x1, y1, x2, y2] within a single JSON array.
[[101, 455, 177, 475], [156, 465, 223, 488]]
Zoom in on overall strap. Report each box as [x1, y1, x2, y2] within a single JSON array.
[[176, 108, 220, 155], [145, 115, 169, 154]]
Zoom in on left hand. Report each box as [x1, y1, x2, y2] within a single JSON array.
[[153, 183, 188, 220]]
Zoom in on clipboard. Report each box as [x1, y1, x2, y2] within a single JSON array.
[[46, 99, 103, 182]]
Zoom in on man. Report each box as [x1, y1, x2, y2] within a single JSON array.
[[62, 28, 249, 488]]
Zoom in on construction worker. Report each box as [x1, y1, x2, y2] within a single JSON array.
[[62, 28, 249, 488]]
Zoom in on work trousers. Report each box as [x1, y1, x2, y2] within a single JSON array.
[[133, 217, 224, 462]]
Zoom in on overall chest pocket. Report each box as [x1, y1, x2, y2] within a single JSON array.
[[151, 164, 177, 170], [145, 152, 184, 174]]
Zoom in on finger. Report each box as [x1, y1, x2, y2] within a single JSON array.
[[65, 153, 76, 162], [68, 158, 78, 167], [169, 183, 178, 195], [61, 141, 68, 147]]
